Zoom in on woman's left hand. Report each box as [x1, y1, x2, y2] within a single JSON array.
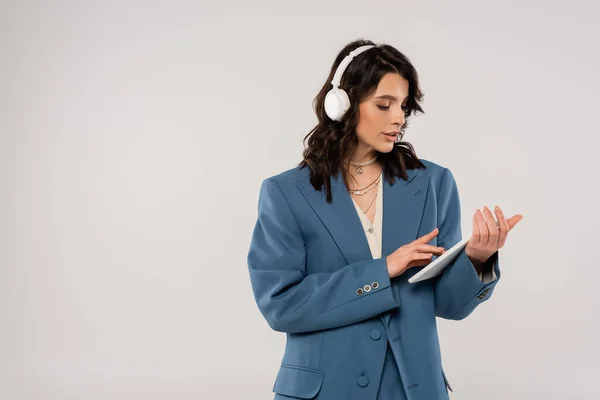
[[465, 205, 523, 267]]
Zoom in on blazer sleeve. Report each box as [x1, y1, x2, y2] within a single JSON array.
[[433, 168, 501, 320], [247, 178, 399, 334]]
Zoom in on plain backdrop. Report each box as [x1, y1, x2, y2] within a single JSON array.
[[2, 0, 599, 399]]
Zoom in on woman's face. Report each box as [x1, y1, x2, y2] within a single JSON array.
[[354, 72, 409, 158]]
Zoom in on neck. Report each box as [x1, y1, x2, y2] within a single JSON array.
[[348, 147, 377, 163]]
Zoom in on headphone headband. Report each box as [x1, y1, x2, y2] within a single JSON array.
[[330, 45, 376, 88], [323, 44, 377, 121]]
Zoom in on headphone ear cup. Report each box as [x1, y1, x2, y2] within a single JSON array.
[[324, 88, 350, 121]]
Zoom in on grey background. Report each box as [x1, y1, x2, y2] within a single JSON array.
[[1, 0, 599, 399]]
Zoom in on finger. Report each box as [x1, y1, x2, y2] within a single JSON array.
[[471, 210, 481, 244], [412, 252, 434, 260], [417, 244, 445, 254], [482, 206, 499, 247], [507, 214, 524, 231], [475, 209, 488, 243], [495, 205, 509, 248], [415, 228, 439, 244]]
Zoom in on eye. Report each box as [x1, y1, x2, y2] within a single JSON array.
[[377, 105, 390, 110]]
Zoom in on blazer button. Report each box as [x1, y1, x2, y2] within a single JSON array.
[[370, 328, 381, 341], [371, 281, 379, 289], [357, 376, 369, 387], [363, 284, 372, 293], [356, 288, 364, 296]]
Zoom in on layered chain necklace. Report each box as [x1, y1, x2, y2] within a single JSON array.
[[362, 191, 378, 214], [348, 173, 381, 195], [346, 154, 381, 214], [349, 173, 381, 215]]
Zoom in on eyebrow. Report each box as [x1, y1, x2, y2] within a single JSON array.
[[374, 95, 408, 101]]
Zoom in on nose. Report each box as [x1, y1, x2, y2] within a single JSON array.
[[393, 105, 406, 126]]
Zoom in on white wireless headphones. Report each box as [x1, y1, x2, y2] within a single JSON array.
[[324, 45, 377, 121]]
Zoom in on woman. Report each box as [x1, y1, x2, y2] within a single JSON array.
[[247, 39, 523, 400]]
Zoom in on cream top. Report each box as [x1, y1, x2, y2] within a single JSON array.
[[350, 171, 384, 259]]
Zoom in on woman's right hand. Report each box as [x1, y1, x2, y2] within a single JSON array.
[[385, 228, 445, 278]]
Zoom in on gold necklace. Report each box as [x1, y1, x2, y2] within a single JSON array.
[[348, 173, 381, 195], [362, 191, 378, 214], [345, 155, 378, 174]]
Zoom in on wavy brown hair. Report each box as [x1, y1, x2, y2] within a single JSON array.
[[298, 38, 427, 202]]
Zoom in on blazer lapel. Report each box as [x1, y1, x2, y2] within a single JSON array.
[[382, 168, 431, 259], [380, 168, 430, 327], [295, 172, 372, 265], [295, 167, 431, 266]]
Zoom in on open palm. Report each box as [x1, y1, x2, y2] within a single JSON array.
[[465, 205, 523, 266]]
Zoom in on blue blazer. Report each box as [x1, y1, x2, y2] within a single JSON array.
[[247, 159, 501, 400]]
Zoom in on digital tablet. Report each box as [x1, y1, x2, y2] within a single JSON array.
[[408, 238, 469, 284]]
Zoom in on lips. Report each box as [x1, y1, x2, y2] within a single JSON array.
[[383, 132, 398, 141]]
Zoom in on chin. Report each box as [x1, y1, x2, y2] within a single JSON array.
[[374, 142, 396, 154]]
